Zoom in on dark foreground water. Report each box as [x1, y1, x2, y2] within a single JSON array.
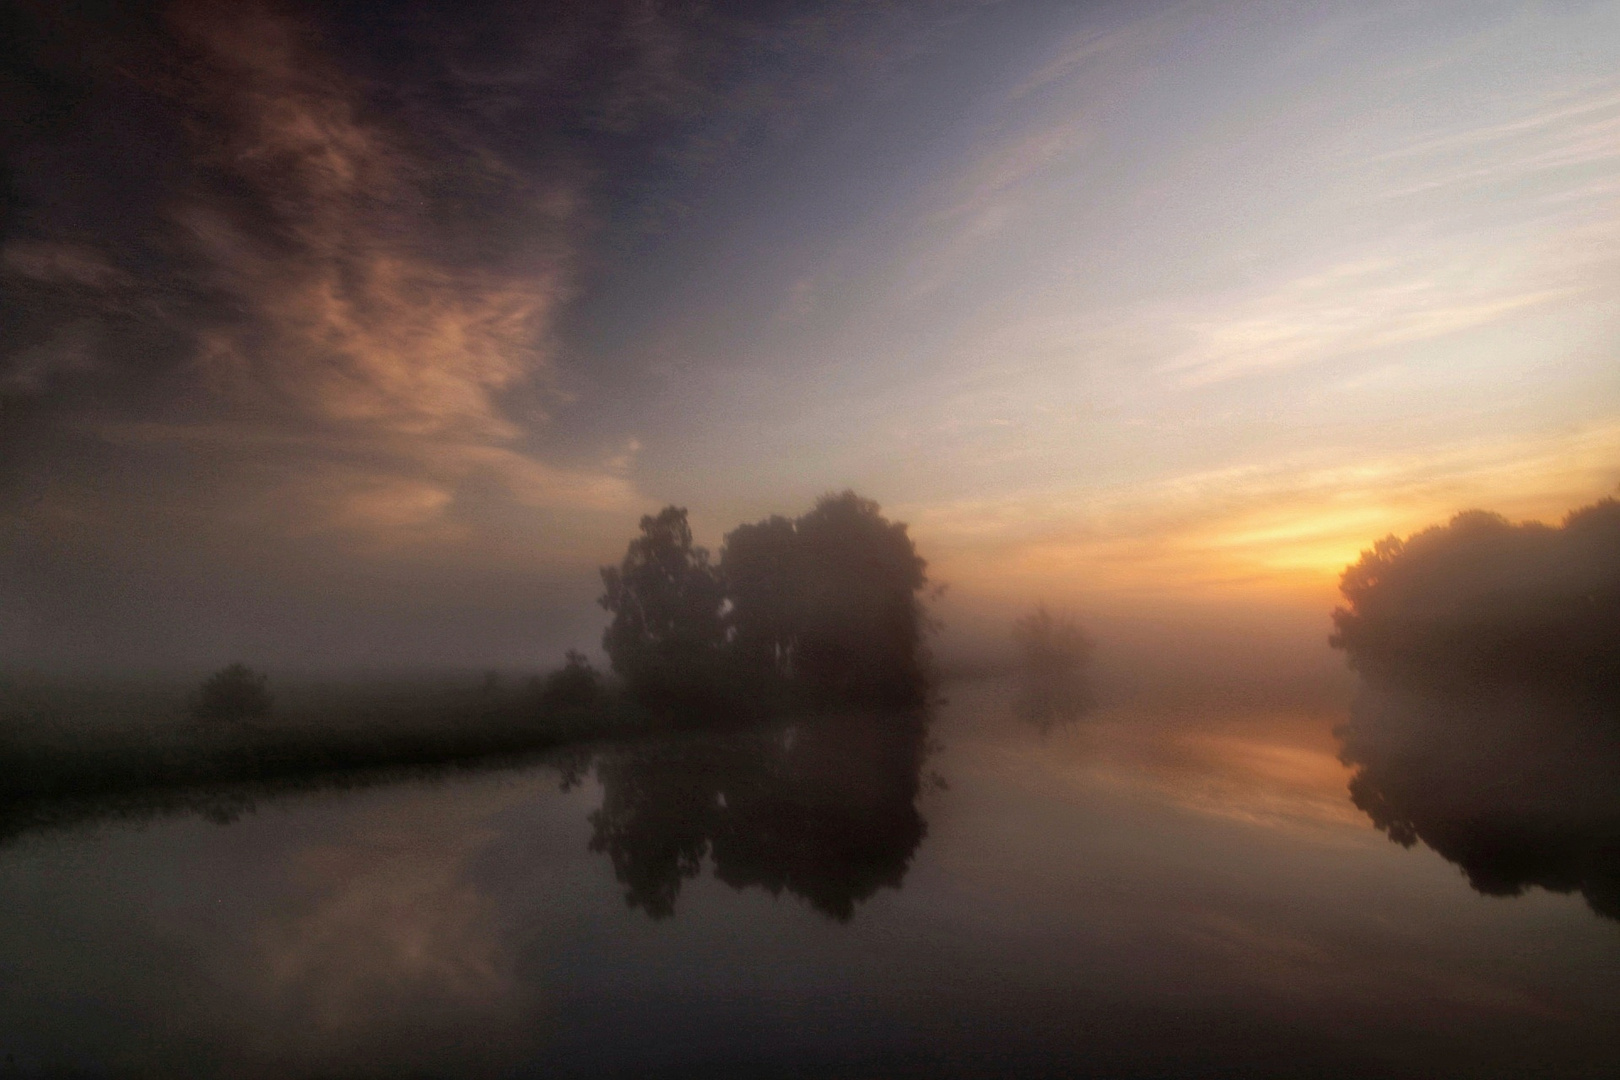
[[2, 678, 1616, 1078]]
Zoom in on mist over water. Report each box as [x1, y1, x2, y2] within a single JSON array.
[[5, 493, 1620, 1076], [6, 0, 1620, 1075], [3, 668, 1619, 1078], [4, 502, 1618, 1078]]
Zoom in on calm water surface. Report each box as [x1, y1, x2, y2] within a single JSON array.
[[2, 678, 1617, 1078]]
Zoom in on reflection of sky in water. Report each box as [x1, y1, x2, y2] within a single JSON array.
[[3, 683, 1618, 1077]]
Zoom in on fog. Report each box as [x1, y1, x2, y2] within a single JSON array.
[[5, 3, 1620, 1075], [7, 0, 1620, 676]]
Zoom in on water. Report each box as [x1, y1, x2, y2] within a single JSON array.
[[2, 678, 1616, 1078]]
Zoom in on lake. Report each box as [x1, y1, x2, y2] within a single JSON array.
[[2, 676, 1616, 1078]]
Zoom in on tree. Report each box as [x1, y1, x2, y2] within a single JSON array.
[[600, 493, 933, 714], [1011, 605, 1093, 731], [600, 507, 727, 710], [791, 492, 930, 708], [721, 491, 930, 709], [1330, 499, 1620, 688], [719, 514, 798, 678], [1012, 605, 1092, 680], [193, 662, 272, 722], [536, 649, 604, 715]]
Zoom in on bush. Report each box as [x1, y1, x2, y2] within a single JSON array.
[[1330, 499, 1620, 688], [193, 663, 272, 722], [538, 650, 605, 714]]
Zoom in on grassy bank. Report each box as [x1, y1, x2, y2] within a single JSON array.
[[0, 672, 637, 843]]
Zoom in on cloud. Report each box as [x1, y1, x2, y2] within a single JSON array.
[[1134, 77, 1620, 387], [88, 419, 637, 543], [1373, 81, 1620, 196], [1003, 7, 1172, 102], [172, 2, 567, 439], [125, 1, 633, 541], [1, 240, 131, 291], [1156, 256, 1576, 386], [0, 321, 105, 395]]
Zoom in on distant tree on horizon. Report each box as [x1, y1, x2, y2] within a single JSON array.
[[537, 649, 605, 715], [193, 662, 272, 722], [1011, 605, 1094, 731], [1012, 605, 1092, 680]]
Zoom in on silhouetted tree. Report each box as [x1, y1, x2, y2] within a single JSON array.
[[1331, 496, 1620, 921], [792, 492, 930, 708], [720, 513, 799, 679], [720, 492, 931, 709], [1332, 500, 1620, 689], [1013, 605, 1092, 679], [600, 507, 727, 712], [537, 650, 604, 715], [1011, 605, 1094, 731], [193, 663, 272, 722]]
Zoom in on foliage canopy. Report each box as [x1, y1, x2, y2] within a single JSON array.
[[600, 492, 932, 714]]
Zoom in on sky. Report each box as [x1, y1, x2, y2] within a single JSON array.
[[3, 0, 1618, 670]]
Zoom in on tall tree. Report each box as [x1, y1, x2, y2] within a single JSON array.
[[721, 491, 930, 708], [600, 507, 727, 710], [719, 514, 798, 677]]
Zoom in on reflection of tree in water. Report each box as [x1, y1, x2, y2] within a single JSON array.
[[582, 711, 931, 921], [1339, 684, 1620, 919], [1332, 499, 1620, 921], [582, 493, 937, 920]]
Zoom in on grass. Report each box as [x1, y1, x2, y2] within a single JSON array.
[[0, 672, 636, 844]]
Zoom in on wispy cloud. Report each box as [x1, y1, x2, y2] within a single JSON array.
[[1374, 81, 1620, 197], [153, 1, 630, 538], [1, 239, 132, 291], [1156, 255, 1576, 386]]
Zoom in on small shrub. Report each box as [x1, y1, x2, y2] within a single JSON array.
[[538, 651, 604, 714], [193, 663, 272, 722], [1012, 605, 1092, 678]]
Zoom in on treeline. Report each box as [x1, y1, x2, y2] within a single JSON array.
[[1330, 495, 1620, 921], [599, 490, 932, 717], [0, 492, 932, 845], [167, 489, 932, 730], [1331, 498, 1620, 691]]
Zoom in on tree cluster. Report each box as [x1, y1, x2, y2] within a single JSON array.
[[1331, 495, 1620, 921], [599, 491, 931, 716], [1331, 499, 1620, 690]]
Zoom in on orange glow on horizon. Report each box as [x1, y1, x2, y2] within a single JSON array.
[[900, 421, 1620, 609]]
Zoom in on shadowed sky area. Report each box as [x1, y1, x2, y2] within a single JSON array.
[[4, 0, 1619, 670]]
